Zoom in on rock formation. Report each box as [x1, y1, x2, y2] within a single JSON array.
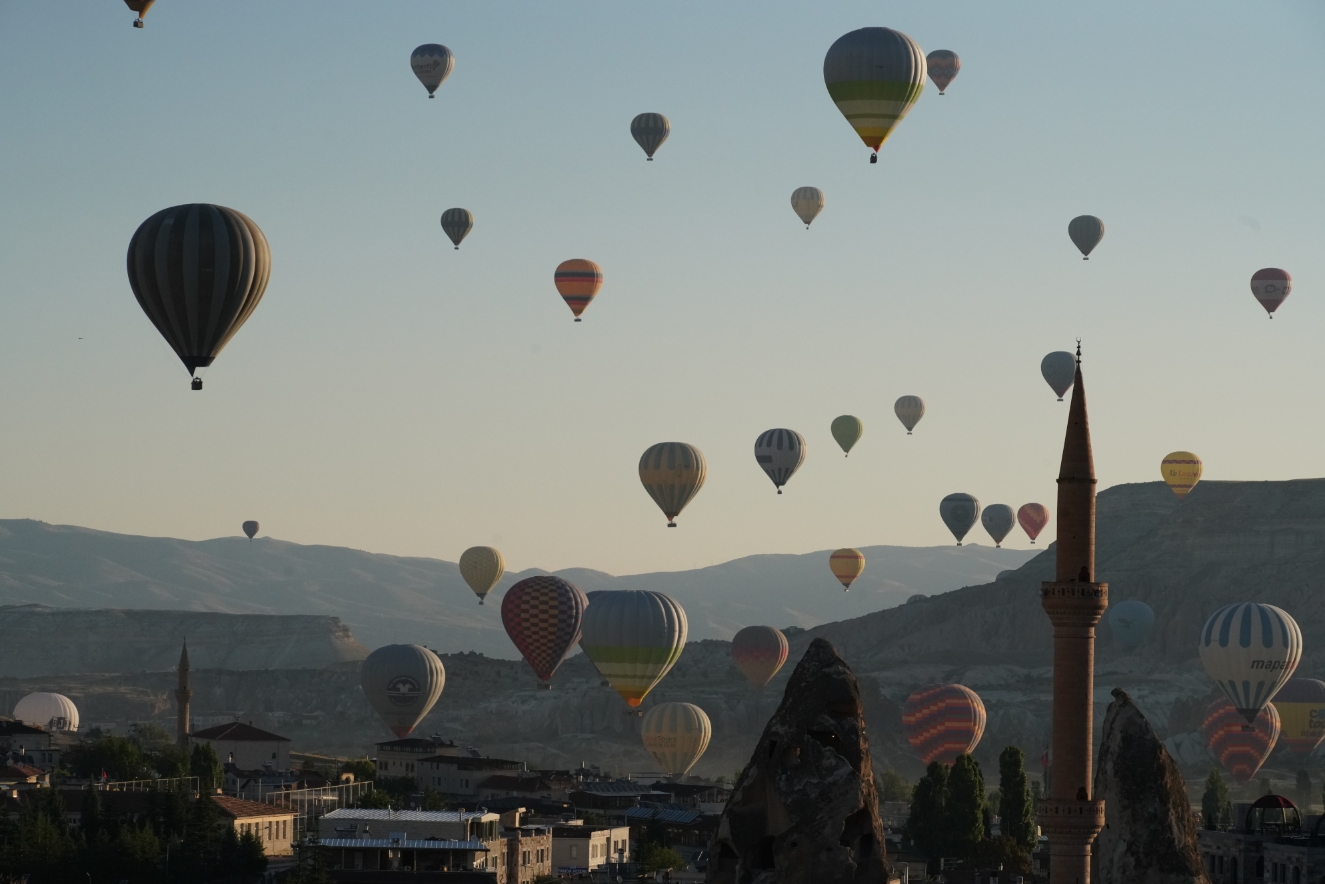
[[1093, 688, 1209, 884], [708, 638, 886, 884]]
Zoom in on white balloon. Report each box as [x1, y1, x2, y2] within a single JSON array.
[[14, 692, 79, 732], [1199, 603, 1302, 724], [790, 187, 825, 228]]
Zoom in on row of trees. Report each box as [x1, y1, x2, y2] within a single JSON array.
[[903, 746, 1038, 875], [62, 728, 225, 793]]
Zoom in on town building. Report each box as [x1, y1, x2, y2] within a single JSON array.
[[417, 755, 524, 797], [550, 820, 633, 876], [477, 775, 557, 804], [192, 721, 291, 770], [224, 766, 330, 802], [1197, 795, 1325, 884], [319, 808, 505, 880], [0, 719, 62, 770], [503, 818, 552, 884], [0, 762, 47, 787], [374, 736, 460, 778], [212, 795, 298, 857]]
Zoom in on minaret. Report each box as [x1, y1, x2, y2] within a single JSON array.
[[1038, 344, 1107, 884], [176, 640, 192, 749]]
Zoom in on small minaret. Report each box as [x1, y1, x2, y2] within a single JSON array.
[[175, 640, 192, 749], [1038, 343, 1107, 884]]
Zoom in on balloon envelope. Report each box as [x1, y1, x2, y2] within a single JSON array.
[[441, 209, 473, 249], [1203, 698, 1279, 783], [824, 28, 926, 159], [925, 49, 960, 93], [554, 259, 603, 320], [459, 546, 505, 604], [754, 429, 807, 493], [641, 702, 711, 778], [894, 396, 925, 433], [242, 521, 259, 540], [1161, 451, 1203, 499], [1199, 602, 1302, 724], [1251, 268, 1292, 317], [830, 415, 863, 455], [127, 204, 271, 381], [829, 548, 866, 590], [1108, 600, 1154, 652], [639, 442, 707, 527], [1041, 352, 1076, 400], [411, 44, 455, 97], [940, 493, 980, 545], [791, 187, 826, 228], [501, 576, 588, 681], [1068, 215, 1105, 259], [730, 626, 789, 689], [902, 684, 986, 765], [579, 590, 687, 707], [359, 644, 446, 738], [631, 113, 670, 159], [1271, 678, 1325, 754], [981, 504, 1015, 547], [13, 693, 79, 732], [1017, 503, 1048, 543]]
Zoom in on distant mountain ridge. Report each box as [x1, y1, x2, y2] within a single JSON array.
[[0, 519, 1033, 658]]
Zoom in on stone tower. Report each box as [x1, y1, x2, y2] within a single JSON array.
[[175, 640, 192, 749], [1038, 347, 1107, 884]]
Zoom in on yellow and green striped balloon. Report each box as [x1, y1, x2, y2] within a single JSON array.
[[580, 590, 687, 708], [824, 27, 926, 163]]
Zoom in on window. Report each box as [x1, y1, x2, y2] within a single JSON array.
[[570, 845, 578, 859]]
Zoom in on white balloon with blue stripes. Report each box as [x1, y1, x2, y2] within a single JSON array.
[[1199, 603, 1302, 725]]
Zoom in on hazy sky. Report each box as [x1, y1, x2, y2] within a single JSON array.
[[0, 2, 1321, 576]]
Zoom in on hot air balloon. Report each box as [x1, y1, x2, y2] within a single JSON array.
[[459, 546, 504, 605], [940, 493, 980, 545], [641, 702, 711, 778], [554, 259, 602, 321], [124, 0, 154, 27], [1250, 268, 1292, 318], [631, 113, 670, 160], [1202, 698, 1279, 783], [1199, 603, 1302, 725], [754, 429, 806, 494], [127, 204, 271, 390], [501, 576, 588, 683], [926, 50, 960, 94], [242, 521, 259, 540], [981, 504, 1015, 547], [411, 44, 455, 98], [894, 396, 925, 434], [1160, 451, 1203, 499], [1271, 678, 1325, 754], [1068, 215, 1104, 260], [639, 442, 706, 527], [902, 684, 986, 765], [359, 644, 446, 738], [731, 626, 789, 689], [823, 27, 926, 164], [440, 209, 473, 249], [1108, 600, 1154, 652], [1017, 503, 1048, 543], [13, 693, 79, 732], [830, 415, 863, 455], [829, 548, 866, 590], [1041, 351, 1076, 401], [791, 187, 826, 229], [579, 590, 687, 708]]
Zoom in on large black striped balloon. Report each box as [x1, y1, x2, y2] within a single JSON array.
[[126, 204, 271, 382]]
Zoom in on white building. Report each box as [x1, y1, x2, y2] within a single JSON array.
[[550, 821, 633, 875], [191, 722, 291, 771], [319, 808, 505, 877]]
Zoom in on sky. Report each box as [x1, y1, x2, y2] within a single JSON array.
[[0, 1, 1321, 576]]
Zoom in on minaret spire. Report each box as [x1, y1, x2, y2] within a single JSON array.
[[1038, 343, 1107, 884], [176, 639, 192, 749]]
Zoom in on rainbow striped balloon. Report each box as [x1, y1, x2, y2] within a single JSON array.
[[1202, 698, 1279, 783], [902, 684, 986, 765], [554, 259, 603, 321]]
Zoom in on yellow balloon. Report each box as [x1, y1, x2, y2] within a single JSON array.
[[458, 546, 505, 605], [829, 548, 866, 590], [1160, 451, 1202, 499], [641, 702, 711, 778], [639, 442, 707, 527]]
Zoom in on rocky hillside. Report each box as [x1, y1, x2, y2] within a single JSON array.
[[0, 519, 1031, 655]]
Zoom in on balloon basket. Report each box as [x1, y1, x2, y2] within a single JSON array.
[[869, 154, 877, 164], [667, 522, 676, 528], [133, 19, 144, 27], [574, 317, 582, 322], [191, 378, 203, 391], [429, 95, 435, 99]]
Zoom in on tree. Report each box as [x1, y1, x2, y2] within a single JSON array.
[[65, 734, 151, 781], [638, 842, 685, 873], [342, 757, 376, 782], [288, 837, 333, 884], [354, 789, 394, 809], [1202, 767, 1232, 830], [905, 761, 950, 866], [191, 743, 225, 792], [878, 768, 913, 802], [947, 754, 986, 859], [1296, 769, 1313, 813], [998, 746, 1036, 853]]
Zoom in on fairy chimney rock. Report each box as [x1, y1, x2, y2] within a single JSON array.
[[1094, 688, 1210, 884], [707, 637, 887, 884]]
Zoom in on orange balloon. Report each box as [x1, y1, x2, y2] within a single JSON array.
[[554, 259, 603, 321], [828, 548, 865, 590]]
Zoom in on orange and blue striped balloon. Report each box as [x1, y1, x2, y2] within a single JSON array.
[[554, 259, 603, 321], [1202, 698, 1279, 783], [902, 683, 986, 765]]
